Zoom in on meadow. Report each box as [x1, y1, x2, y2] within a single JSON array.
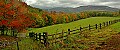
[[110, 22, 120, 32], [28, 17, 120, 34]]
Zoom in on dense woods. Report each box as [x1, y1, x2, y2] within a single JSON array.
[[37, 11, 119, 28], [0, 0, 119, 32]]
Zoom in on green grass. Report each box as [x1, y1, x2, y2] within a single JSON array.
[[28, 17, 120, 34], [2, 38, 44, 50], [3, 25, 119, 50], [110, 22, 120, 32]]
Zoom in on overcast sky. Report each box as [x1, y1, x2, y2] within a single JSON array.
[[23, 0, 120, 9]]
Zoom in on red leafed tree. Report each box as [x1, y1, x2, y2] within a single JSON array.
[[0, 20, 8, 26], [0, 0, 35, 32]]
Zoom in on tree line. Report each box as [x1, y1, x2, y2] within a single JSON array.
[[34, 11, 119, 28]]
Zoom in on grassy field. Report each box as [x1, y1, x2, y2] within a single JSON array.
[[17, 17, 120, 50], [5, 25, 119, 50], [28, 17, 120, 34], [110, 22, 120, 32]]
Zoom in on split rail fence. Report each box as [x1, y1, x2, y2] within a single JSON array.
[[29, 19, 120, 47], [0, 26, 18, 37]]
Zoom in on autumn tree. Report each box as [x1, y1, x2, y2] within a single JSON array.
[[46, 15, 53, 25], [0, 0, 35, 32]]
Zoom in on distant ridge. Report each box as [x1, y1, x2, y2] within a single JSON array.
[[45, 5, 120, 13]]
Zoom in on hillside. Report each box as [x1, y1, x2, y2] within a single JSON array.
[[28, 17, 120, 34], [46, 5, 120, 13]]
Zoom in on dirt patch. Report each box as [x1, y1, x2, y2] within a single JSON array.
[[95, 34, 120, 50], [0, 35, 18, 49], [105, 34, 120, 49], [0, 35, 18, 41]]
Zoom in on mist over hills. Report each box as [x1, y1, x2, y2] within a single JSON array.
[[43, 5, 120, 13]]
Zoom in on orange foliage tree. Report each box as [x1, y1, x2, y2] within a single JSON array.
[[0, 0, 35, 32]]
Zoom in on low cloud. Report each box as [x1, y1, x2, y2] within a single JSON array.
[[24, 0, 120, 9]]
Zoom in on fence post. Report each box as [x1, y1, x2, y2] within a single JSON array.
[[89, 24, 91, 30], [103, 22, 105, 26], [67, 29, 70, 40], [95, 24, 97, 29], [106, 22, 108, 26], [29, 32, 35, 38], [109, 21, 111, 25], [1, 25, 5, 35], [6, 30, 8, 36], [43, 32, 45, 46], [53, 34, 56, 44], [46, 32, 49, 48], [35, 33, 38, 40], [17, 41, 19, 50], [79, 27, 82, 35], [39, 33, 41, 43], [80, 27, 82, 31], [52, 35, 54, 44], [68, 29, 70, 35], [13, 30, 15, 36], [100, 23, 102, 29], [43, 32, 49, 48]]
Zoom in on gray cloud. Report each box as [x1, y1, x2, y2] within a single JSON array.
[[24, 0, 120, 9]]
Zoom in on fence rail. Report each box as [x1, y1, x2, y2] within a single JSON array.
[[29, 19, 120, 47]]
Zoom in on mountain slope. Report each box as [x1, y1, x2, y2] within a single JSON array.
[[46, 5, 120, 13]]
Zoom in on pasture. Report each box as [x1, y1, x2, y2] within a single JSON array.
[[28, 17, 120, 34], [110, 22, 120, 32]]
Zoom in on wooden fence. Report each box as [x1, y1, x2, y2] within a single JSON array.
[[0, 29, 17, 37], [29, 19, 120, 47]]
